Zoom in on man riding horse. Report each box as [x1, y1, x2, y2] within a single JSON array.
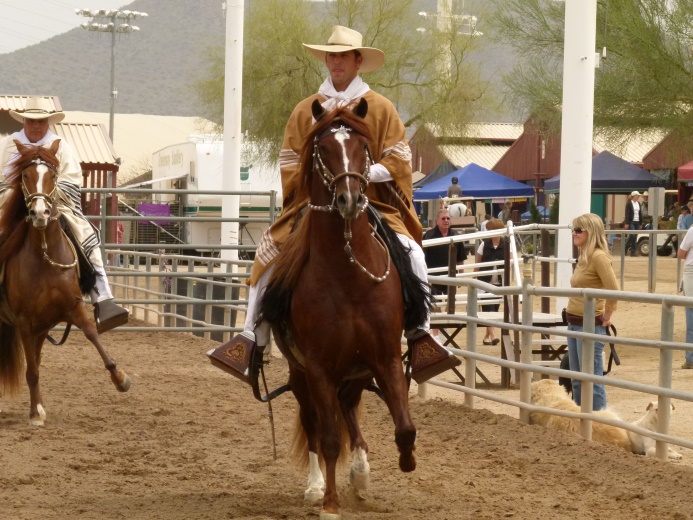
[[0, 96, 128, 333], [220, 26, 458, 383]]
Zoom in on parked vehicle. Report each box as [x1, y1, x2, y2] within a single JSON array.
[[151, 137, 281, 255]]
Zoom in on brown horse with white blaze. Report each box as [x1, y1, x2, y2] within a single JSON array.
[[261, 100, 426, 519], [0, 139, 130, 426]]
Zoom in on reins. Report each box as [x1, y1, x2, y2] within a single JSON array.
[[308, 124, 391, 282]]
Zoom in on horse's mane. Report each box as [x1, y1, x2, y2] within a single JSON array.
[[261, 107, 374, 325], [0, 144, 60, 262]]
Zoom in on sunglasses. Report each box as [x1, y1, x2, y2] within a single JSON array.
[[440, 217, 451, 221], [572, 227, 584, 235]]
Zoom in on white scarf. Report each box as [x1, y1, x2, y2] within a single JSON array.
[[3, 129, 59, 176], [317, 76, 370, 113]]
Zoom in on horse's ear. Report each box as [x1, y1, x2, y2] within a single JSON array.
[[49, 139, 60, 154], [312, 100, 325, 121], [353, 98, 368, 119], [13, 139, 29, 154]]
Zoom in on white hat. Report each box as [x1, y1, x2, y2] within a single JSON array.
[[9, 96, 65, 125], [631, 191, 641, 197], [303, 25, 385, 73]]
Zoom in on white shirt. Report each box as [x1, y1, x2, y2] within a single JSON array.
[[679, 227, 693, 266], [632, 201, 640, 222]]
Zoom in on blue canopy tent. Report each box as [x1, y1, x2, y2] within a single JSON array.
[[544, 151, 661, 193], [413, 163, 535, 200], [413, 159, 458, 188], [520, 205, 549, 220]]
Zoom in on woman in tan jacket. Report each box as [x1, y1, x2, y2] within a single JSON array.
[[565, 213, 619, 410]]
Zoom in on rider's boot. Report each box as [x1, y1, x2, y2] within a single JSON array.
[[91, 266, 129, 334], [407, 329, 461, 384]]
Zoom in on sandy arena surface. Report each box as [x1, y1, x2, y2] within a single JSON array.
[[1, 256, 693, 519]]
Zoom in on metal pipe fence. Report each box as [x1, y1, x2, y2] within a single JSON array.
[[421, 272, 693, 459]]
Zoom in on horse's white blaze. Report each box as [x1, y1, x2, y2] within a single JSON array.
[[32, 164, 50, 219], [333, 130, 355, 207], [349, 447, 370, 490], [304, 451, 325, 502]]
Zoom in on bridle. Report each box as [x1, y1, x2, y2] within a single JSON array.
[[21, 157, 78, 270], [307, 123, 391, 283]]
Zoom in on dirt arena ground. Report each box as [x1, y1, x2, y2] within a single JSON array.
[[1, 256, 693, 519]]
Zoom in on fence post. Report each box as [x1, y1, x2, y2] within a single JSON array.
[[580, 296, 596, 440], [657, 302, 674, 460], [519, 267, 534, 424], [465, 283, 477, 409]]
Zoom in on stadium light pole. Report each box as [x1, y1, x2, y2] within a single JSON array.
[[76, 9, 148, 141]]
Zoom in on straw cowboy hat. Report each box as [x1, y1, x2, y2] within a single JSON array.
[[303, 25, 385, 73], [9, 96, 65, 124]]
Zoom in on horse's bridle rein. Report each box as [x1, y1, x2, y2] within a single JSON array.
[[21, 157, 78, 270], [307, 124, 391, 283]]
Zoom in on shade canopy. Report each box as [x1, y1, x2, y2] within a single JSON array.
[[520, 206, 549, 220], [678, 160, 693, 181], [544, 151, 660, 193], [413, 159, 458, 188], [413, 162, 534, 200]]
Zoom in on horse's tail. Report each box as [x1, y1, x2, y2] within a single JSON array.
[[289, 398, 353, 470], [0, 322, 24, 396]]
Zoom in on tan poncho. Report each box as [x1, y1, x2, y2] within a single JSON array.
[[249, 90, 421, 285]]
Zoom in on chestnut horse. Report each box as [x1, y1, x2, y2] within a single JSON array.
[[261, 100, 428, 519], [0, 140, 130, 426]]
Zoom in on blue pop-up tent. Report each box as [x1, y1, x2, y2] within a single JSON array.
[[413, 163, 534, 200], [413, 159, 458, 188], [544, 151, 661, 193], [520, 206, 549, 220]]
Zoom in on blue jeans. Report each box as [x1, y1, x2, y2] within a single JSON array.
[[624, 222, 641, 255], [683, 267, 693, 364], [685, 307, 693, 364], [567, 323, 607, 411]]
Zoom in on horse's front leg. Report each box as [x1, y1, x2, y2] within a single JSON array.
[[372, 357, 417, 473], [20, 331, 46, 426], [289, 366, 325, 503], [307, 368, 343, 519], [338, 379, 370, 492], [72, 304, 130, 392]]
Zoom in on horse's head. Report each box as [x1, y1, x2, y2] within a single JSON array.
[[310, 99, 371, 220], [14, 139, 60, 230]]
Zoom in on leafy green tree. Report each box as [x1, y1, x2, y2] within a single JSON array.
[[195, 0, 494, 161], [490, 0, 693, 151]]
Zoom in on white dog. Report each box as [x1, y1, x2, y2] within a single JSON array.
[[627, 401, 683, 460], [530, 379, 683, 460], [529, 379, 632, 451]]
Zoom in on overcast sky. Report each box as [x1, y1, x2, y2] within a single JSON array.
[[0, 0, 127, 54]]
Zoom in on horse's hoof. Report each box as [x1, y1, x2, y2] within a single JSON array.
[[319, 512, 341, 520], [114, 372, 131, 392], [304, 488, 324, 503], [349, 468, 370, 490], [399, 452, 416, 472], [29, 418, 44, 427]]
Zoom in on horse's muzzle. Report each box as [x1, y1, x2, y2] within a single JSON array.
[[336, 190, 365, 220]]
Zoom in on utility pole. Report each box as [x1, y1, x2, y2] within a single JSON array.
[[76, 9, 148, 141], [221, 0, 243, 263], [555, 0, 598, 306]]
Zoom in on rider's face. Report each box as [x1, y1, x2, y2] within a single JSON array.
[[326, 51, 362, 92], [23, 118, 50, 143]]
